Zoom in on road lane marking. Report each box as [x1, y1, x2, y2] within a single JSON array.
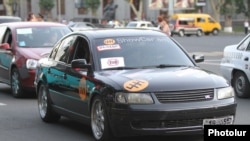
[[0, 103, 6, 106], [190, 51, 223, 56]]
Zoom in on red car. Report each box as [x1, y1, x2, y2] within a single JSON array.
[[0, 22, 72, 98]]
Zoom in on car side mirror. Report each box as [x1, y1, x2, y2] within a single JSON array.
[[0, 43, 11, 50], [192, 54, 204, 63], [71, 59, 94, 77]]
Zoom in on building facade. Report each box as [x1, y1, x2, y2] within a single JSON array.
[[0, 0, 246, 24]]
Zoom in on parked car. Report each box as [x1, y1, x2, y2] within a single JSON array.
[[220, 34, 250, 98], [68, 22, 97, 31], [35, 28, 237, 141], [126, 21, 159, 30], [169, 17, 203, 37], [0, 16, 22, 23], [0, 22, 72, 98]]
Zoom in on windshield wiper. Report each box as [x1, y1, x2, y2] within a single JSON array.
[[143, 64, 188, 68], [103, 67, 138, 70]]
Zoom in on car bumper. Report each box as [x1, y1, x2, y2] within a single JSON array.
[[20, 68, 36, 89], [108, 100, 237, 137], [220, 64, 233, 83]]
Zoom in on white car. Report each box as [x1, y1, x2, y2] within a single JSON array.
[[220, 34, 250, 98], [68, 22, 97, 31], [126, 21, 159, 30]]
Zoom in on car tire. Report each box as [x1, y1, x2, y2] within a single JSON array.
[[11, 68, 24, 98], [212, 29, 219, 35], [38, 83, 61, 122], [178, 30, 184, 37], [91, 95, 114, 141], [233, 71, 250, 98], [197, 30, 203, 37]]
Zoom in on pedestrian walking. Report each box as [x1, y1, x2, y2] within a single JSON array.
[[157, 15, 171, 36], [37, 13, 44, 21], [244, 19, 249, 35], [27, 12, 37, 21]]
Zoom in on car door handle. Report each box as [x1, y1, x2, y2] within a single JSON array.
[[244, 57, 249, 61]]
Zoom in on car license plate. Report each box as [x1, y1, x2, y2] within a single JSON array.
[[203, 116, 234, 126]]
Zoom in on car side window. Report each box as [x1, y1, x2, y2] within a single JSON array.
[[54, 36, 76, 62], [246, 39, 250, 51], [238, 37, 250, 51], [69, 37, 91, 64], [3, 29, 12, 47], [197, 17, 205, 23], [140, 23, 146, 27]]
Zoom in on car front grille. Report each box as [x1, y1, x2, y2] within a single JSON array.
[[155, 89, 214, 103]]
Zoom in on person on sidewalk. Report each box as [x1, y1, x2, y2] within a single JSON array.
[[157, 15, 171, 36]]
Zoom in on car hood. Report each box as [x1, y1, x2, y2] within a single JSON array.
[[224, 44, 238, 52], [18, 47, 52, 60], [95, 67, 229, 92]]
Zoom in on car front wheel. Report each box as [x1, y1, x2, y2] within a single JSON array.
[[38, 83, 61, 122], [91, 95, 114, 141], [233, 71, 250, 98], [11, 68, 23, 98], [178, 30, 184, 37], [212, 29, 219, 35], [197, 30, 203, 37]]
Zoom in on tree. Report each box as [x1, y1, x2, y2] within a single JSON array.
[[39, 0, 54, 11], [3, 0, 14, 16], [39, 0, 55, 21], [208, 0, 224, 22], [85, 0, 100, 17], [103, 0, 117, 21], [235, 0, 250, 18], [220, 0, 236, 32], [125, 0, 144, 20]]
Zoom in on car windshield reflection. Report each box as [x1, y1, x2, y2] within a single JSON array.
[[95, 36, 195, 70], [16, 26, 71, 47]]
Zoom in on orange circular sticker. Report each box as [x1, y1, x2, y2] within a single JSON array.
[[123, 79, 149, 92], [104, 39, 115, 45], [79, 77, 87, 100]]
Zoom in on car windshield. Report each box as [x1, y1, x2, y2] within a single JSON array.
[[16, 26, 71, 48], [94, 36, 195, 70], [126, 22, 137, 27]]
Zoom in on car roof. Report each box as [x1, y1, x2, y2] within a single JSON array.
[[0, 16, 22, 23], [0, 16, 21, 19], [70, 28, 165, 38], [0, 21, 67, 28], [128, 21, 152, 24]]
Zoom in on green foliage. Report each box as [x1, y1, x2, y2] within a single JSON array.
[[235, 0, 249, 17], [39, 0, 55, 11], [85, 0, 100, 9], [220, 0, 235, 16]]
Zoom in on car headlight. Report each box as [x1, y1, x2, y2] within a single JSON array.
[[217, 86, 235, 100], [26, 59, 38, 69], [115, 92, 154, 104]]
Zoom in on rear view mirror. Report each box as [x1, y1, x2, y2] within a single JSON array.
[[71, 59, 94, 77], [192, 54, 204, 63], [0, 43, 10, 50]]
